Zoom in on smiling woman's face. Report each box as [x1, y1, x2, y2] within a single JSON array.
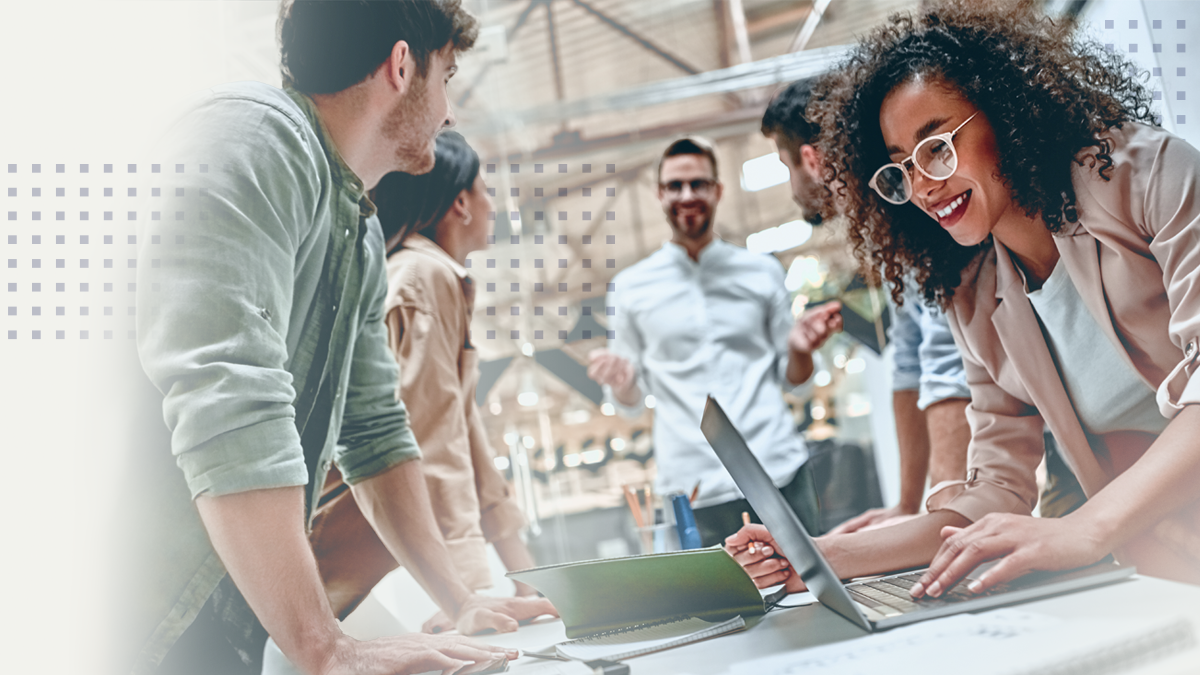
[[878, 76, 1017, 248]]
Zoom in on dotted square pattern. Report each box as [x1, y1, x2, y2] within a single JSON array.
[[3, 160, 624, 345]]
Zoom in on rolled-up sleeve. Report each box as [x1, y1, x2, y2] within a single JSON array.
[[927, 319, 1045, 521], [888, 293, 923, 392], [137, 101, 317, 498], [915, 303, 970, 409], [1133, 132, 1200, 416], [769, 271, 814, 398], [889, 283, 970, 409], [336, 252, 421, 484]]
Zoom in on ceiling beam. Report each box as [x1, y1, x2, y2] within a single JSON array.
[[568, 0, 702, 75], [713, 0, 732, 69], [787, 0, 834, 53], [459, 43, 849, 136], [456, 0, 541, 107], [484, 104, 766, 164], [727, 0, 753, 65], [545, 0, 567, 104], [746, 4, 811, 39]]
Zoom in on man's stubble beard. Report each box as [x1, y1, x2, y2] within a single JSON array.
[[381, 75, 436, 175], [670, 210, 713, 241], [794, 172, 825, 225]]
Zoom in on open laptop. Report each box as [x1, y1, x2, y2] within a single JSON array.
[[701, 395, 1135, 631]]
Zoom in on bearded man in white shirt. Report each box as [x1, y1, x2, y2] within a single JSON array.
[[588, 137, 842, 546]]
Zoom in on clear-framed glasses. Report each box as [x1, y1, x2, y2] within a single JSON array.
[[660, 178, 717, 198], [868, 112, 979, 205]]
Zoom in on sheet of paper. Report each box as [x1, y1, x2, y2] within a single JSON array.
[[731, 609, 1060, 675], [729, 608, 1195, 675], [507, 660, 596, 675], [773, 590, 816, 607]]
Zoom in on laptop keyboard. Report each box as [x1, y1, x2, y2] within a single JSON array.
[[847, 572, 984, 617]]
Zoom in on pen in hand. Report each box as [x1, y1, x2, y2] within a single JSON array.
[[742, 511, 756, 555]]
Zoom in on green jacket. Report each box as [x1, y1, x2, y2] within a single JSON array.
[[126, 82, 421, 673]]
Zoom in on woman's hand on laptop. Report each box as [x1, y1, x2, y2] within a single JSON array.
[[910, 512, 1105, 599], [725, 524, 807, 593]]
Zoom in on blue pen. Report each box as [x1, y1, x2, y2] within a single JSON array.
[[672, 493, 702, 549]]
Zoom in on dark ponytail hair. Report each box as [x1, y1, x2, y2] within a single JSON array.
[[374, 131, 481, 253]]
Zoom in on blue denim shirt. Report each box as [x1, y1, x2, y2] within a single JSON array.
[[887, 279, 969, 409], [128, 82, 421, 673]]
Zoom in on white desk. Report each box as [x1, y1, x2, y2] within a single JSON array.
[[480, 575, 1200, 674]]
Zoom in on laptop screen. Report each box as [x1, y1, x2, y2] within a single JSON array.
[[701, 395, 872, 631]]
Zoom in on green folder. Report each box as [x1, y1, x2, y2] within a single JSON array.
[[507, 546, 776, 639]]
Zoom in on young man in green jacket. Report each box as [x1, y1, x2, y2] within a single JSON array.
[[128, 2, 551, 674]]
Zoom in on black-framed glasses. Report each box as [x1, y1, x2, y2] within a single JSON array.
[[868, 112, 979, 205], [660, 178, 717, 198]]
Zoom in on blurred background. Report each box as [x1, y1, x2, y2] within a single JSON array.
[[413, 0, 1196, 572], [0, 0, 1195, 648], [119, 0, 1197, 583]]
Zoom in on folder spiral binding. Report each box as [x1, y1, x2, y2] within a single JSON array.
[[555, 615, 747, 662]]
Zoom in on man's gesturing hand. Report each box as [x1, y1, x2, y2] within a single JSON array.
[[587, 349, 637, 399], [789, 301, 843, 355]]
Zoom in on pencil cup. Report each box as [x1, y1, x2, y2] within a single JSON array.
[[635, 522, 681, 554]]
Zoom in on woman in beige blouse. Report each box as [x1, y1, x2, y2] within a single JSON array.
[[731, 1, 1200, 596], [310, 132, 547, 632]]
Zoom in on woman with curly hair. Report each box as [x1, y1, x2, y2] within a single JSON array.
[[730, 0, 1200, 596]]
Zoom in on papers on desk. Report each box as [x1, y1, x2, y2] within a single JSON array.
[[729, 608, 1197, 675], [512, 662, 701, 675], [509, 661, 600, 675]]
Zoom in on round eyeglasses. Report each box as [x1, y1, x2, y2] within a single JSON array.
[[868, 112, 979, 205], [660, 178, 717, 199]]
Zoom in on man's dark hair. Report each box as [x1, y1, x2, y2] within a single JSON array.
[[279, 0, 479, 95], [761, 78, 818, 156], [658, 136, 719, 182], [374, 131, 481, 252]]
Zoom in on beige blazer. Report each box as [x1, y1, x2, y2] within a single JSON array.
[[385, 234, 527, 589], [308, 235, 527, 617], [929, 122, 1200, 581]]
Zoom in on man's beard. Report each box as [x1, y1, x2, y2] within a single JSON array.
[[381, 76, 436, 175], [794, 178, 825, 225], [670, 210, 712, 240]]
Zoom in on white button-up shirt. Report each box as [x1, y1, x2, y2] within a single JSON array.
[[606, 238, 810, 507]]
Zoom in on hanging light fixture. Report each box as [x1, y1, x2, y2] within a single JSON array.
[[517, 368, 539, 407]]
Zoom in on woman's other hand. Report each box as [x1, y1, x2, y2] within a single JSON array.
[[910, 512, 1106, 599]]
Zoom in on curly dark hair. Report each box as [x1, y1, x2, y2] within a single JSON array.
[[809, 0, 1156, 307]]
